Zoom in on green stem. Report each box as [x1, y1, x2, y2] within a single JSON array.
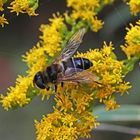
[[61, 21, 88, 49], [122, 55, 140, 76], [2, 0, 7, 4]]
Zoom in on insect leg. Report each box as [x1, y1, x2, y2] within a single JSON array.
[[54, 84, 57, 92], [94, 81, 103, 86], [46, 86, 50, 91], [61, 82, 64, 87]]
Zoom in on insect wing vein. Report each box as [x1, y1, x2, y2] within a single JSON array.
[[53, 28, 86, 64]]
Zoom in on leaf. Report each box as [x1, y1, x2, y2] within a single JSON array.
[[93, 105, 140, 122]]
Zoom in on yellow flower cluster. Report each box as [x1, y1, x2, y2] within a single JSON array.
[[0, 75, 31, 110], [39, 14, 65, 57], [76, 42, 131, 110], [0, 0, 38, 27], [0, 0, 8, 27], [0, 0, 3, 11], [23, 14, 65, 65], [0, 14, 8, 27], [0, 14, 65, 109], [67, 0, 104, 32], [127, 0, 140, 15], [121, 20, 140, 59], [0, 0, 120, 110], [0, 1, 133, 139], [9, 0, 38, 16], [35, 42, 130, 139], [24, 14, 66, 99], [133, 137, 140, 140], [35, 110, 98, 140]]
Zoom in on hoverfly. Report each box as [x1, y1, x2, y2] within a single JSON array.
[[33, 28, 99, 91]]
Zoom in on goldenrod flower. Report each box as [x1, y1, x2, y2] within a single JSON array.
[[38, 24, 62, 57], [121, 20, 140, 59], [8, 0, 38, 16], [35, 110, 98, 140], [77, 42, 131, 108], [133, 137, 140, 140], [24, 14, 65, 71], [127, 0, 140, 15], [0, 14, 8, 27], [0, 0, 4, 11], [0, 75, 32, 110], [0, 0, 38, 27], [23, 14, 65, 100], [104, 98, 120, 110], [90, 16, 104, 32], [102, 0, 114, 5], [35, 111, 78, 140], [67, 0, 99, 10], [1, 27, 131, 137], [67, 0, 104, 32], [0, 14, 66, 110], [34, 41, 130, 139], [0, 1, 135, 139], [23, 14, 65, 67]]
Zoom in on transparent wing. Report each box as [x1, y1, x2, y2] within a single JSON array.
[[53, 28, 86, 63], [57, 68, 99, 83]]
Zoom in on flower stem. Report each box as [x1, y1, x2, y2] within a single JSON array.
[[122, 55, 140, 75]]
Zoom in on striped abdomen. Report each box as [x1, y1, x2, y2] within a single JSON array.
[[62, 57, 93, 70]]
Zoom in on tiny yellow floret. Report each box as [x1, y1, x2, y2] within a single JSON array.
[[0, 14, 8, 27], [121, 20, 140, 59], [127, 0, 140, 15]]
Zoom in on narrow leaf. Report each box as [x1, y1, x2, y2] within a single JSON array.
[[93, 105, 140, 122]]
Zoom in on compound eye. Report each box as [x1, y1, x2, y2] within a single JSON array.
[[33, 72, 46, 89]]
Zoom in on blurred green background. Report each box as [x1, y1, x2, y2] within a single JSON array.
[[0, 0, 140, 140]]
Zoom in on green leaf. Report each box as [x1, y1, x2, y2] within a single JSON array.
[[93, 105, 140, 122], [122, 55, 140, 75]]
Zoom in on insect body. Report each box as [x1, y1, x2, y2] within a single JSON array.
[[33, 28, 98, 90], [62, 57, 93, 71]]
